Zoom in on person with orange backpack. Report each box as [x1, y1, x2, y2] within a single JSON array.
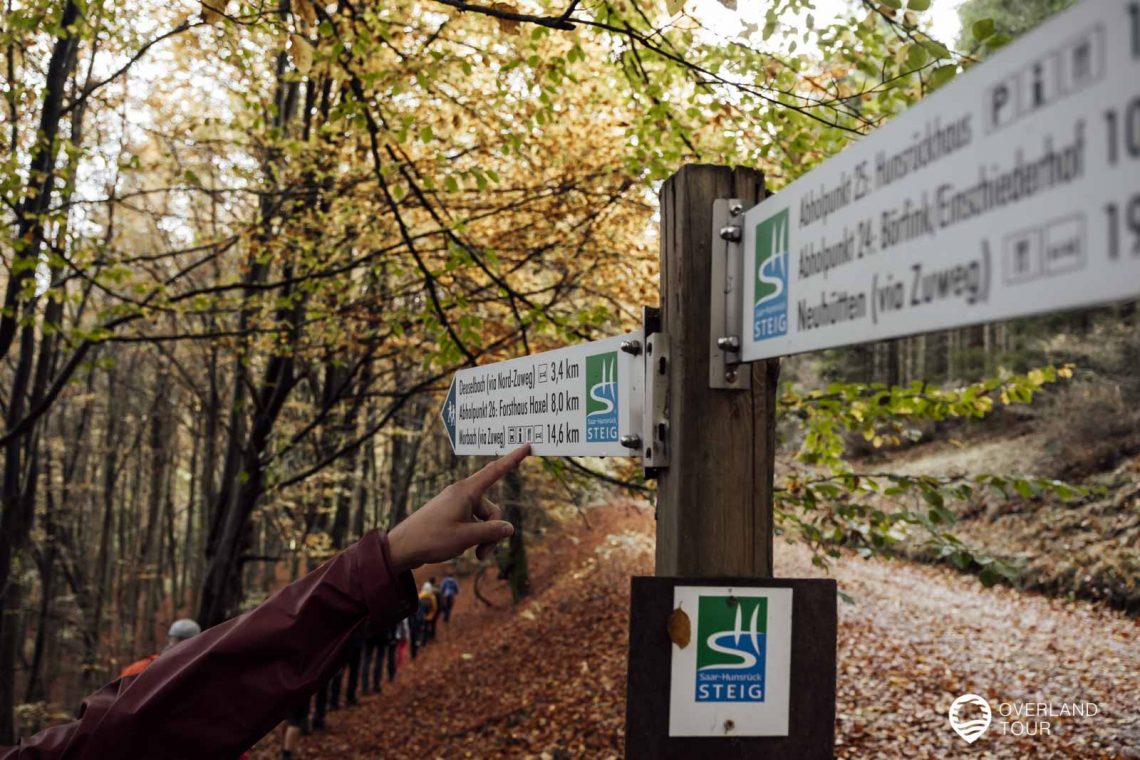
[[119, 618, 202, 678]]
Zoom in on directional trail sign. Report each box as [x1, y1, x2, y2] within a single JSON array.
[[440, 332, 643, 457], [739, 0, 1140, 362]]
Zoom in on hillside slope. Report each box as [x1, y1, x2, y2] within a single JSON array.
[[886, 430, 1140, 613]]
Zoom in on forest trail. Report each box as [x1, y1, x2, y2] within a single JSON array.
[[249, 502, 1139, 759]]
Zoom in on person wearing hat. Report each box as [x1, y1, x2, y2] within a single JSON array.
[[1, 444, 528, 759], [118, 618, 203, 678]]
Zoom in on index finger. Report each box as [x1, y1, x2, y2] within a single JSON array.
[[465, 444, 531, 494]]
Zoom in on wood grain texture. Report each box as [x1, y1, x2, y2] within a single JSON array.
[[624, 576, 837, 759], [655, 164, 778, 578]]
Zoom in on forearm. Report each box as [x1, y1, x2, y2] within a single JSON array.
[[1, 530, 416, 760], [1, 444, 529, 759]]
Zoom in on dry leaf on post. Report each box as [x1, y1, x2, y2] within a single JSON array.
[[667, 606, 691, 648]]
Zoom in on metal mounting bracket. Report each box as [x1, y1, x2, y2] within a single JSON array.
[[640, 307, 669, 478], [709, 198, 751, 390]]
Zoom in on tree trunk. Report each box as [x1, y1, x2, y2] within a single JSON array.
[[24, 459, 57, 705], [198, 31, 303, 629], [388, 394, 429, 527], [0, 9, 81, 729], [499, 469, 529, 604]]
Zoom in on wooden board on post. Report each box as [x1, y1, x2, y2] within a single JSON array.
[[624, 577, 837, 759], [655, 164, 778, 578]]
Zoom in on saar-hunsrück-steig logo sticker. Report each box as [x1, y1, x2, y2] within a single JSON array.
[[753, 208, 789, 342], [695, 596, 768, 703], [584, 351, 618, 443]]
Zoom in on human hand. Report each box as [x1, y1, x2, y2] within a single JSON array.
[[387, 445, 530, 573]]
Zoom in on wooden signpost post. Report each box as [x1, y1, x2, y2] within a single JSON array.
[[654, 165, 777, 579], [439, 1, 1140, 756], [623, 166, 838, 759]]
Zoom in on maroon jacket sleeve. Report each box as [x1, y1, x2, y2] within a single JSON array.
[[1, 529, 417, 760]]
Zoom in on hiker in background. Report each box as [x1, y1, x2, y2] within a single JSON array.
[[324, 667, 342, 714], [119, 618, 201, 678], [341, 626, 367, 707], [408, 604, 423, 657], [311, 673, 332, 731], [280, 700, 310, 760], [359, 621, 390, 695], [384, 624, 399, 681], [321, 620, 365, 713], [397, 617, 412, 666], [439, 573, 459, 624], [419, 580, 439, 644], [431, 579, 443, 637]]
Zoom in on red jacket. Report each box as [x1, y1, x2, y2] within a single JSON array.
[[1, 530, 416, 759]]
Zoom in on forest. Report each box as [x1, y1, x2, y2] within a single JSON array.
[[2, 0, 1137, 756]]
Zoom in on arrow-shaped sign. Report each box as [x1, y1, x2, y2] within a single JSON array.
[[439, 332, 643, 457], [441, 374, 458, 451]]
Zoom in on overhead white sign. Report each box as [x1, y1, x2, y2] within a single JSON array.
[[669, 586, 793, 737], [440, 332, 642, 457], [741, 0, 1140, 361]]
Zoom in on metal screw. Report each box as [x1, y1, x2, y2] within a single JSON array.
[[716, 336, 740, 351], [719, 225, 742, 242], [620, 434, 642, 449], [725, 369, 737, 383], [620, 339, 641, 356], [658, 356, 667, 375], [729, 202, 744, 216], [724, 719, 736, 733]]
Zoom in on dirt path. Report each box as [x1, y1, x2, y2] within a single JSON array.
[[251, 503, 1139, 759]]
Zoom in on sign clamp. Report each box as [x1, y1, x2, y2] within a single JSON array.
[[709, 198, 750, 390], [639, 306, 669, 478]]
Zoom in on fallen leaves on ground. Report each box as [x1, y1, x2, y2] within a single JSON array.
[[250, 501, 1139, 759]]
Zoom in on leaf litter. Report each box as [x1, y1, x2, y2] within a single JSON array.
[[250, 501, 1139, 759]]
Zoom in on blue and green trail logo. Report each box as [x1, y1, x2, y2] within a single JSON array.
[[695, 595, 768, 702], [753, 209, 789, 341], [585, 351, 618, 443]]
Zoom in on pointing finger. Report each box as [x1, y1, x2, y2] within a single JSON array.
[[466, 444, 530, 494], [471, 520, 514, 561], [476, 495, 504, 523], [474, 497, 506, 561]]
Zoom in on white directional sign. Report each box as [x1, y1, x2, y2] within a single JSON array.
[[440, 332, 643, 457], [741, 0, 1140, 362]]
